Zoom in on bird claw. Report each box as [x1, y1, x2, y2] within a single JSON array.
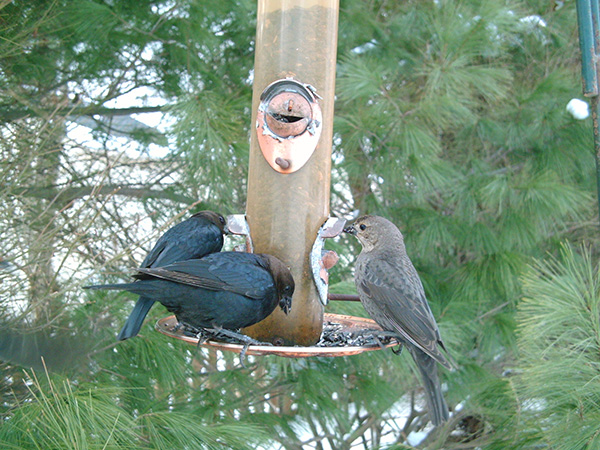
[[196, 332, 209, 346], [391, 342, 403, 355], [239, 342, 249, 368], [180, 323, 205, 338], [176, 322, 204, 339]]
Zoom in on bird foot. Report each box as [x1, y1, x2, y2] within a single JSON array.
[[361, 330, 402, 351], [391, 342, 403, 355], [189, 326, 272, 368]]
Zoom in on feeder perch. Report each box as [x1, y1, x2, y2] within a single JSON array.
[[310, 216, 346, 305], [226, 214, 254, 253]]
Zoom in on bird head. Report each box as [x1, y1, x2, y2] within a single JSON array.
[[193, 210, 228, 234], [344, 215, 403, 252], [275, 269, 294, 315], [279, 292, 293, 315], [261, 254, 295, 315]]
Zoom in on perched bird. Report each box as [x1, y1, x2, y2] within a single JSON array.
[[85, 251, 294, 337], [117, 210, 227, 340], [344, 215, 453, 426]]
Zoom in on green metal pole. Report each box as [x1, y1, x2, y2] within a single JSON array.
[[576, 0, 598, 95], [576, 0, 600, 222]]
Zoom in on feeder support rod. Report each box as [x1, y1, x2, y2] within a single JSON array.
[[576, 0, 600, 223]]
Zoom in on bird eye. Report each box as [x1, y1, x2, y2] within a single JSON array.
[[359, 224, 367, 231], [219, 215, 226, 224]]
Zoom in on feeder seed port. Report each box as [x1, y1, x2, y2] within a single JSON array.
[[256, 78, 323, 174]]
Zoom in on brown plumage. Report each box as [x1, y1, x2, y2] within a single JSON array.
[[344, 215, 453, 426]]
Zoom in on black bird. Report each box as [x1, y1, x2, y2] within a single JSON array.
[[117, 210, 227, 340], [85, 252, 294, 337], [344, 215, 454, 426]]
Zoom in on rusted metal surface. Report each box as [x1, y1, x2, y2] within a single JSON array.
[[156, 313, 398, 358]]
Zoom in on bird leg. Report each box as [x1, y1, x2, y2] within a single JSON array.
[[238, 343, 250, 369], [196, 331, 209, 346], [181, 324, 272, 367], [205, 326, 269, 346], [205, 326, 272, 368]]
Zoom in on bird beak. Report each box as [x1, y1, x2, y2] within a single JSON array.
[[343, 224, 357, 235], [279, 296, 292, 315]]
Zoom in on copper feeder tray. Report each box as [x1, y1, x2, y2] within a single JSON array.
[[156, 313, 398, 358]]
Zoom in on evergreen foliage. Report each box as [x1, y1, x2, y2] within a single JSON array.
[[516, 244, 600, 450], [0, 0, 597, 449]]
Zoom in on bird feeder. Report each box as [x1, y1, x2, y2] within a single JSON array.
[[158, 0, 398, 357]]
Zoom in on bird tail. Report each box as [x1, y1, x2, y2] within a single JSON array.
[[84, 283, 157, 341], [83, 282, 155, 297], [409, 346, 449, 426], [83, 282, 137, 291], [117, 297, 155, 341]]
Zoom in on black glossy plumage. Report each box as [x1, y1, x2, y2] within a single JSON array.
[[85, 252, 294, 333], [345, 215, 453, 426], [117, 210, 226, 340]]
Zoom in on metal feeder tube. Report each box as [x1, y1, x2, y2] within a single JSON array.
[[244, 0, 339, 346]]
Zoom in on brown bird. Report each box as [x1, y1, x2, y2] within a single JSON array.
[[344, 215, 453, 426]]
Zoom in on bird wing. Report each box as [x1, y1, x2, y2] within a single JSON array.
[[140, 238, 170, 268], [141, 219, 222, 268], [136, 253, 273, 300], [358, 257, 452, 369]]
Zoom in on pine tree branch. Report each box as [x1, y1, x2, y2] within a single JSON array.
[[0, 105, 166, 123], [345, 413, 380, 447], [7, 185, 194, 204]]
